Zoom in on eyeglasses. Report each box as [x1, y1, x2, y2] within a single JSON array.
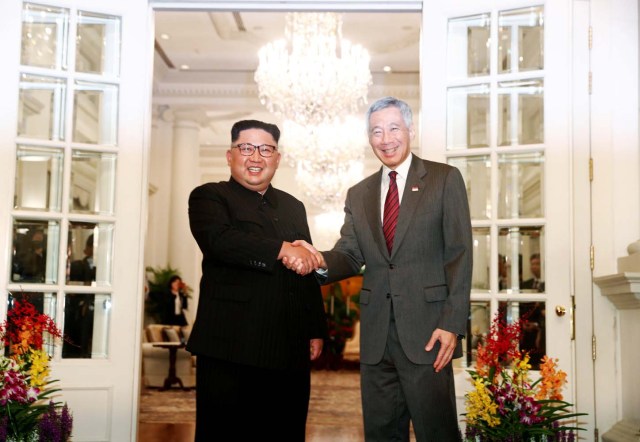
[[233, 143, 278, 158]]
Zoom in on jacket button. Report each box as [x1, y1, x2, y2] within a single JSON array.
[[389, 264, 395, 269], [386, 293, 391, 299]]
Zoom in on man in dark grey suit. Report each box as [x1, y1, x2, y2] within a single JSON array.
[[288, 97, 472, 441]]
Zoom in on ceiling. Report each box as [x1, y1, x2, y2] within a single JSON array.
[[152, 10, 422, 147], [154, 11, 421, 75]]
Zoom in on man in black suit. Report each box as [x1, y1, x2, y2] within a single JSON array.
[[69, 234, 96, 285], [288, 97, 472, 441], [521, 253, 544, 292], [187, 120, 327, 441]]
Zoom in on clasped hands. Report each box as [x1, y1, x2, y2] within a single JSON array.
[[278, 240, 325, 275]]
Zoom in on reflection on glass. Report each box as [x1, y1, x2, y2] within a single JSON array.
[[74, 222, 114, 286], [447, 84, 490, 149], [72, 81, 118, 145], [466, 301, 490, 366], [498, 225, 544, 293], [449, 156, 491, 219], [522, 252, 544, 292], [67, 222, 97, 285], [7, 292, 58, 356], [498, 6, 544, 74], [11, 219, 60, 284], [62, 293, 110, 359], [498, 79, 544, 146], [18, 74, 66, 141], [67, 222, 114, 286], [499, 300, 546, 369], [76, 11, 121, 75], [471, 227, 490, 290], [14, 146, 64, 211], [21, 3, 69, 69], [447, 14, 491, 78], [498, 152, 544, 218], [70, 150, 117, 215]]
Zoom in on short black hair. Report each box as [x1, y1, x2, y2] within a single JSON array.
[[168, 275, 182, 289], [230, 120, 280, 143]]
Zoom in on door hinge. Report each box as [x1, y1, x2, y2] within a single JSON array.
[[588, 26, 593, 49], [594, 428, 599, 440], [588, 71, 592, 94], [589, 158, 594, 181], [590, 245, 595, 270], [592, 334, 597, 360]]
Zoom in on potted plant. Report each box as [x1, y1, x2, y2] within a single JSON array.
[[463, 312, 586, 441], [0, 295, 73, 441], [313, 278, 360, 370]]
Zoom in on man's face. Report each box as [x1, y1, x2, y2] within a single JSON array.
[[226, 128, 280, 193], [530, 257, 541, 278], [368, 106, 415, 169]]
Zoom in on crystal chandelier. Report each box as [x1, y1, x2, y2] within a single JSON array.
[[280, 118, 366, 210], [255, 12, 372, 126]]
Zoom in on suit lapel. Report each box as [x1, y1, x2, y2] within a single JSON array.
[[364, 169, 389, 259], [391, 156, 427, 258]]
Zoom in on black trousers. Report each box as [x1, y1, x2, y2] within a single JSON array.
[[195, 355, 311, 441]]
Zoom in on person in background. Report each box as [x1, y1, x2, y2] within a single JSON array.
[[186, 119, 327, 441], [159, 275, 189, 327], [287, 96, 472, 441], [69, 234, 96, 285], [521, 252, 544, 292], [14, 229, 47, 283]]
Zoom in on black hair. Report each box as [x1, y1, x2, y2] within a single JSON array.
[[230, 120, 280, 143], [168, 275, 182, 289]]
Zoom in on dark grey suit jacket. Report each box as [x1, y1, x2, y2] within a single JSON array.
[[322, 155, 472, 365]]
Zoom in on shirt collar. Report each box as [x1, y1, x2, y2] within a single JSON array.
[[382, 153, 413, 181]]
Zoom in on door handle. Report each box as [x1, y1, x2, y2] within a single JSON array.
[[555, 305, 566, 316]]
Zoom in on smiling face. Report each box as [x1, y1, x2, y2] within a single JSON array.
[[368, 106, 415, 169], [226, 128, 280, 193]]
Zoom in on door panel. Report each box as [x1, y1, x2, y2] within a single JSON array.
[[0, 1, 151, 440], [422, 0, 574, 419]]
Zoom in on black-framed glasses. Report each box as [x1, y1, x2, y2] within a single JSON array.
[[233, 143, 277, 158]]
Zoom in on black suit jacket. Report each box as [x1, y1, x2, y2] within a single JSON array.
[[69, 257, 96, 284], [187, 177, 327, 370]]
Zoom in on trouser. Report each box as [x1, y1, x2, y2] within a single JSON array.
[[360, 303, 461, 442], [195, 355, 310, 442]]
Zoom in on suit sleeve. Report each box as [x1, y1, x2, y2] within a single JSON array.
[[321, 188, 366, 283], [188, 184, 282, 272], [438, 167, 473, 335]]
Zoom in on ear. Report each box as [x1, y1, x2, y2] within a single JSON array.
[[409, 124, 416, 140], [226, 149, 232, 165]]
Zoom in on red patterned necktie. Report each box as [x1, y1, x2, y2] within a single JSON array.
[[383, 171, 399, 254]]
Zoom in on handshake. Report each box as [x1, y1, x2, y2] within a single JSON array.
[[278, 240, 327, 276]]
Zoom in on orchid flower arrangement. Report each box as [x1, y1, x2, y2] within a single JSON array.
[[0, 297, 72, 442], [464, 312, 586, 442]]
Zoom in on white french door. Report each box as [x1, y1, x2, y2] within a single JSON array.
[[0, 0, 152, 440], [421, 0, 579, 419]]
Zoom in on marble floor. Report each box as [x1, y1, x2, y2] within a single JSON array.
[[138, 369, 369, 441]]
